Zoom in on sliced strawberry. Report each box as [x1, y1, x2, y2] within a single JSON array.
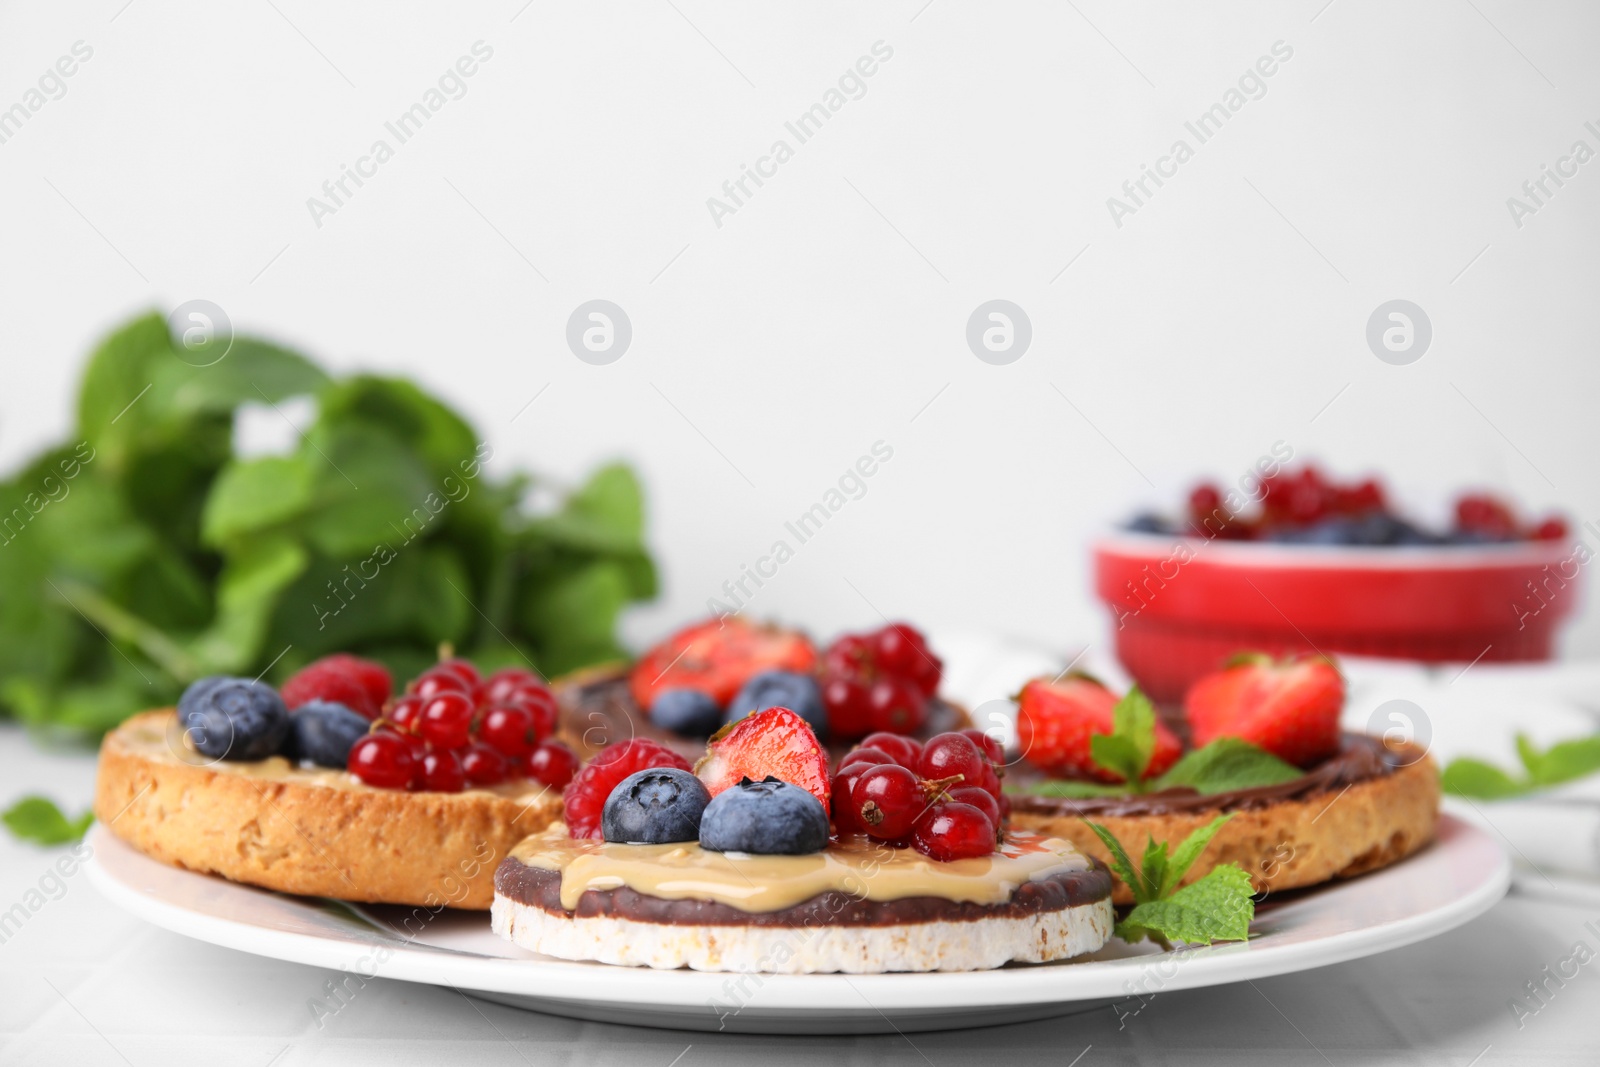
[[562, 739, 692, 839], [629, 617, 817, 710], [1184, 654, 1343, 767], [694, 706, 831, 814], [1016, 675, 1181, 783]]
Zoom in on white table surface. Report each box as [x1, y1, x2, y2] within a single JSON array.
[[6, 652, 1600, 1066]]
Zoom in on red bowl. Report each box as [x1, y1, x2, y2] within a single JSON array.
[[1094, 533, 1583, 704]]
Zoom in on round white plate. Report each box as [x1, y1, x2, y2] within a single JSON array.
[[86, 816, 1508, 1035]]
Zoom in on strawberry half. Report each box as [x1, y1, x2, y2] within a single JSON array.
[[629, 617, 818, 710], [694, 706, 831, 814], [1184, 654, 1344, 768], [1016, 675, 1181, 783]]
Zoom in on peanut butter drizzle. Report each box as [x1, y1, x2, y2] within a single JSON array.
[[123, 712, 549, 801], [510, 827, 1093, 913]]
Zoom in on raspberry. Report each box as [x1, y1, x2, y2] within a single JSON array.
[[316, 654, 392, 711], [563, 739, 692, 839], [282, 660, 380, 719]]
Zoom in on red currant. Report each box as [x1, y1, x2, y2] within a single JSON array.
[[481, 667, 541, 705], [866, 677, 927, 734], [873, 623, 940, 695], [860, 731, 921, 768], [917, 732, 985, 787], [420, 749, 466, 792], [437, 658, 480, 686], [418, 692, 474, 750], [1535, 517, 1568, 541], [508, 684, 559, 741], [527, 740, 579, 789], [822, 675, 874, 738], [831, 764, 873, 835], [481, 704, 536, 758], [837, 747, 896, 772], [850, 764, 923, 840], [823, 634, 874, 678], [912, 801, 995, 861], [460, 742, 509, 786], [958, 728, 1004, 767], [388, 695, 425, 733], [410, 668, 471, 701], [348, 733, 417, 790], [947, 785, 1002, 838]]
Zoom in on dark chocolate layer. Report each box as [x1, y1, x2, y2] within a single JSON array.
[[557, 669, 969, 761], [1011, 733, 1407, 818], [494, 854, 1112, 927]]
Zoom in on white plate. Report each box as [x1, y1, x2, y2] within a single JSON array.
[[85, 817, 1508, 1035]]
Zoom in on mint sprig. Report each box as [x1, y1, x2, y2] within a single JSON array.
[[3, 796, 93, 845], [1086, 815, 1254, 947], [1442, 732, 1600, 799], [1088, 686, 1160, 788], [1025, 736, 1302, 799]]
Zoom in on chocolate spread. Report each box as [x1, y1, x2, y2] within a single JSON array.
[[1011, 733, 1406, 818]]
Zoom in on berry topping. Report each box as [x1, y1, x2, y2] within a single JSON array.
[[848, 764, 923, 840], [958, 728, 1004, 767], [1184, 654, 1344, 768], [915, 732, 987, 788], [527, 740, 579, 789], [287, 701, 369, 769], [409, 667, 472, 701], [563, 739, 693, 839], [480, 704, 538, 758], [281, 659, 380, 720], [859, 732, 922, 769], [387, 695, 424, 733], [818, 623, 941, 739], [694, 706, 831, 814], [177, 676, 291, 761], [1016, 674, 1181, 783], [726, 670, 826, 736], [417, 692, 474, 750], [629, 617, 818, 711], [912, 801, 997, 862], [602, 768, 712, 844], [348, 732, 418, 790], [481, 667, 542, 705], [315, 654, 393, 711], [649, 688, 724, 737], [699, 777, 830, 855], [420, 749, 466, 792], [947, 785, 1003, 841], [460, 742, 510, 786]]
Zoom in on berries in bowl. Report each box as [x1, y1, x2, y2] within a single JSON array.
[[554, 615, 967, 761], [1103, 466, 1581, 703], [491, 704, 1117, 972]]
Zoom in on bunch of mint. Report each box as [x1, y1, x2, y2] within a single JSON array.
[[0, 312, 654, 738], [1087, 815, 1256, 947]]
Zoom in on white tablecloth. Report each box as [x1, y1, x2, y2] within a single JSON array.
[[6, 652, 1600, 1065]]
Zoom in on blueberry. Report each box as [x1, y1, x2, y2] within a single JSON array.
[[288, 701, 369, 768], [649, 688, 723, 737], [602, 768, 711, 844], [726, 671, 826, 736], [698, 776, 829, 855], [177, 676, 290, 761], [1125, 512, 1173, 535]]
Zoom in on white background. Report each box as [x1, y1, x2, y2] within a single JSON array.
[[2, 0, 1597, 659]]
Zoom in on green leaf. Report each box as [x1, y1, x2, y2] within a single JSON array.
[[1017, 779, 1133, 799], [188, 537, 310, 674], [1153, 738, 1304, 795], [75, 312, 173, 473], [1090, 734, 1148, 786], [1140, 836, 1170, 904], [1441, 757, 1533, 799], [201, 456, 314, 546], [2, 796, 93, 845], [1526, 736, 1600, 787], [1117, 864, 1255, 945], [1162, 814, 1237, 897], [147, 336, 327, 420], [1086, 685, 1158, 787], [1084, 821, 1150, 904]]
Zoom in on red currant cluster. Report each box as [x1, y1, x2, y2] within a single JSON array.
[[819, 623, 943, 738], [831, 730, 1007, 861], [347, 660, 577, 793]]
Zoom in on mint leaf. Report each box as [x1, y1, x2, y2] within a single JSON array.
[[1018, 779, 1133, 799], [1161, 814, 1236, 897], [1089, 734, 1147, 786], [1087, 685, 1158, 787], [1084, 821, 1148, 903], [1153, 738, 1303, 795], [3, 796, 93, 845], [1117, 865, 1255, 945], [1140, 836, 1170, 904], [1441, 734, 1600, 799]]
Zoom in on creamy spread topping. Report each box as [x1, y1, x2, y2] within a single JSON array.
[[122, 712, 548, 801], [510, 827, 1093, 913]]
